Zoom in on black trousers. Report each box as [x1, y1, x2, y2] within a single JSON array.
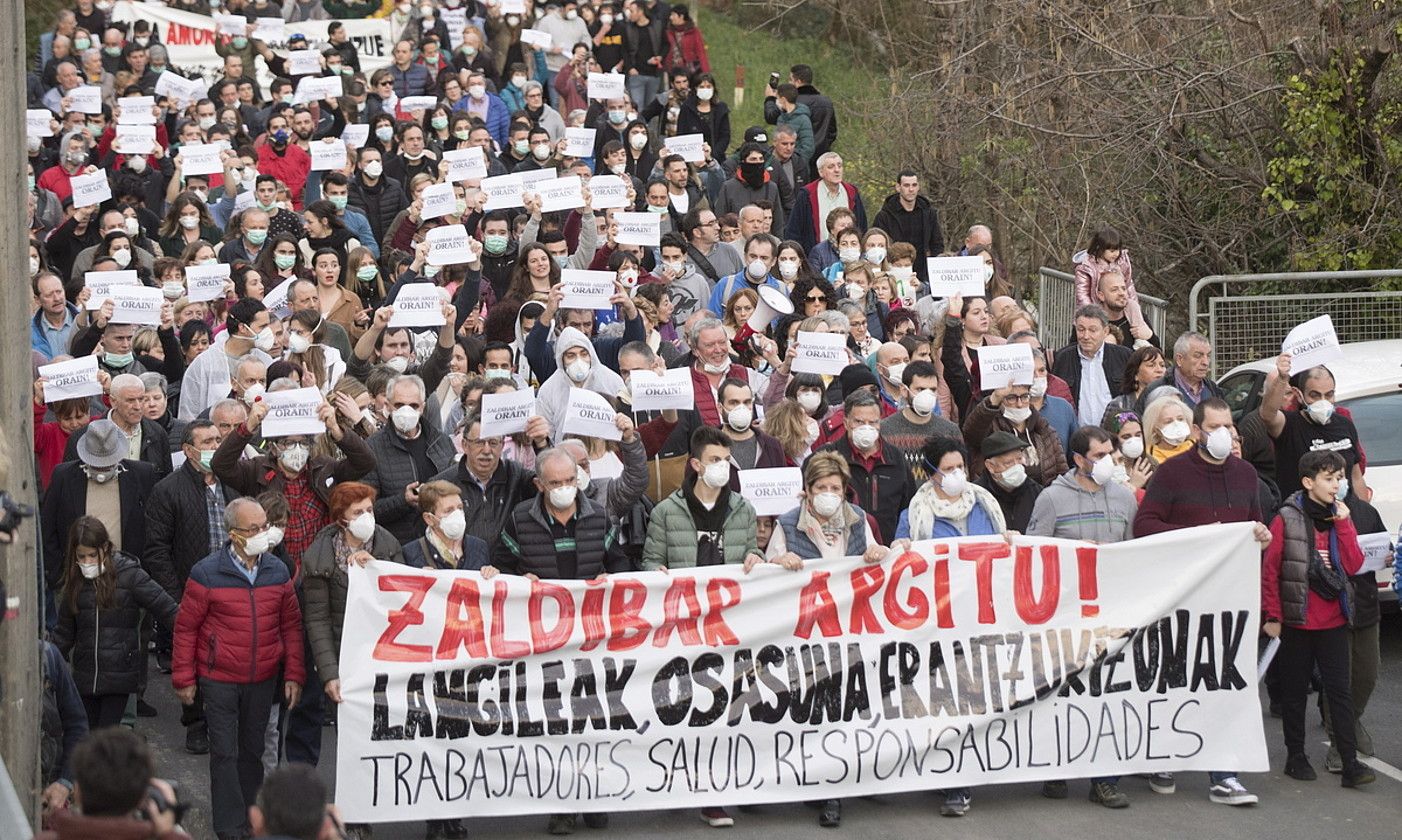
[[1277, 624, 1357, 764], [81, 693, 129, 729], [201, 677, 277, 837]]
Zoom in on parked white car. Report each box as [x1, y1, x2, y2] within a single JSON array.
[[1220, 340, 1401, 610]]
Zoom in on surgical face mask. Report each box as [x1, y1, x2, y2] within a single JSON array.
[[483, 234, 509, 255], [454, 198, 468, 216], [608, 109, 626, 125], [1002, 405, 1032, 424], [1029, 376, 1048, 399], [240, 530, 272, 556], [512, 75, 526, 88], [468, 84, 487, 99], [242, 382, 266, 404], [702, 361, 729, 375], [629, 133, 649, 150], [884, 362, 906, 385], [74, 38, 91, 50], [574, 465, 591, 492], [609, 162, 626, 175], [422, 263, 440, 278], [198, 115, 216, 131], [566, 358, 590, 383], [375, 126, 394, 143], [982, 263, 995, 282], [278, 443, 309, 473], [1203, 425, 1233, 460], [329, 195, 348, 211], [384, 355, 410, 374], [347, 511, 376, 541], [124, 216, 140, 236], [997, 463, 1027, 489], [864, 246, 886, 264], [65, 150, 87, 167], [179, 215, 199, 230], [391, 405, 421, 434], [697, 87, 714, 101], [252, 326, 276, 352], [647, 203, 669, 214], [361, 160, 385, 184], [701, 459, 731, 489], [797, 391, 822, 413], [726, 405, 753, 432], [548, 484, 578, 509], [777, 259, 799, 279], [454, 129, 471, 141], [111, 248, 132, 268], [1089, 454, 1115, 485], [747, 258, 768, 279], [438, 509, 467, 540], [162, 281, 185, 299], [356, 265, 378, 283], [1160, 420, 1190, 446], [845, 283, 864, 301], [274, 253, 296, 270], [29, 256, 40, 277], [551, 254, 570, 270], [431, 116, 448, 130], [1306, 398, 1334, 425], [600, 13, 614, 24], [484, 367, 513, 380], [939, 467, 967, 496], [838, 246, 860, 263], [1336, 478, 1349, 501], [1119, 435, 1145, 460], [195, 449, 216, 471], [513, 139, 530, 156], [128, 155, 147, 173], [265, 525, 284, 548], [850, 424, 879, 451], [533, 143, 552, 160], [811, 491, 843, 518], [232, 36, 248, 49], [79, 561, 102, 580], [911, 389, 938, 416], [287, 332, 311, 354], [662, 259, 684, 276]]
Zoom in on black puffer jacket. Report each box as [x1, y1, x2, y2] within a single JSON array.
[[50, 552, 179, 696], [347, 173, 408, 245], [491, 494, 629, 578], [431, 456, 538, 549]]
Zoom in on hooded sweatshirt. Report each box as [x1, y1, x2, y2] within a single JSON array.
[[1025, 469, 1137, 544], [536, 327, 625, 444]]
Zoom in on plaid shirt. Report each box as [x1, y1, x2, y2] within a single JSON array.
[[204, 480, 228, 553], [283, 472, 329, 578]]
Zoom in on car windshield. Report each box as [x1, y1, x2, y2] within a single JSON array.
[[1343, 392, 1402, 467]]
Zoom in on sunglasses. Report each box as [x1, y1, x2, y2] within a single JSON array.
[[805, 294, 826, 302]]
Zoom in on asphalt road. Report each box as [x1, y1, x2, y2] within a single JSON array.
[[142, 614, 1402, 840]]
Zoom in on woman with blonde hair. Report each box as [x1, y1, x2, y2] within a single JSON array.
[[1141, 391, 1193, 463], [721, 287, 759, 341], [995, 307, 1036, 339], [285, 309, 346, 393], [762, 399, 817, 463]]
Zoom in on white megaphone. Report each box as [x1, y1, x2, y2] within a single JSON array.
[[744, 284, 795, 335]]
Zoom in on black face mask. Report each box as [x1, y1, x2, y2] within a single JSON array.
[[739, 161, 765, 189]]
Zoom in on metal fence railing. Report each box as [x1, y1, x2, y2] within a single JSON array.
[[1188, 272, 1402, 377], [1036, 267, 1168, 348]]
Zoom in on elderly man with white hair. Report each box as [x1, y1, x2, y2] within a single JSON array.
[[783, 151, 868, 252], [65, 373, 172, 476]]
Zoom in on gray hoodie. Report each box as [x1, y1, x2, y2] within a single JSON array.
[[1025, 470, 1137, 544]]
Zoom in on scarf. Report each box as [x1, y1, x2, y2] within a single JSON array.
[[795, 498, 863, 558], [906, 480, 1006, 540], [1302, 495, 1336, 532]]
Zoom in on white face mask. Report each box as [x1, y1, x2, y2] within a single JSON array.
[[629, 133, 649, 150], [726, 405, 753, 432], [910, 389, 938, 416], [241, 530, 272, 556], [884, 362, 906, 386], [1002, 405, 1031, 424], [982, 263, 995, 282], [278, 443, 309, 472], [162, 281, 185, 299], [242, 382, 266, 405], [1305, 398, 1335, 425], [1088, 454, 1115, 485], [364, 160, 384, 179], [566, 358, 590, 383], [384, 355, 410, 374], [575, 465, 591, 492], [850, 424, 879, 451], [511, 75, 526, 88], [391, 405, 421, 434], [548, 484, 578, 509], [702, 360, 729, 375], [1203, 425, 1233, 460], [437, 509, 467, 540], [838, 246, 860, 263], [1336, 478, 1350, 501], [609, 162, 626, 175], [811, 491, 843, 518], [777, 259, 799, 279], [287, 332, 311, 354], [252, 326, 276, 352], [846, 282, 865, 300], [79, 561, 102, 580], [264, 525, 284, 548], [797, 391, 822, 413], [746, 258, 768, 278], [997, 463, 1027, 489], [347, 511, 376, 541], [864, 246, 886, 264], [1160, 420, 1190, 446], [701, 459, 731, 489], [1029, 376, 1048, 399], [939, 467, 967, 496], [697, 87, 714, 101], [111, 248, 132, 267], [1119, 435, 1145, 460]]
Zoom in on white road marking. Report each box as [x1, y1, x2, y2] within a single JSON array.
[[1322, 740, 1402, 783]]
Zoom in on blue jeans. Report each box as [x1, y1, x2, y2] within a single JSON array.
[[1209, 771, 1238, 785], [282, 632, 325, 765], [626, 73, 660, 112]]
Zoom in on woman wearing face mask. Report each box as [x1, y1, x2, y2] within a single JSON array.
[[286, 309, 345, 392], [860, 228, 892, 273], [1142, 393, 1194, 463], [769, 449, 888, 563], [50, 516, 179, 728], [895, 438, 1008, 546], [425, 103, 454, 149], [365, 110, 399, 156], [157, 192, 220, 258], [822, 229, 864, 284], [961, 377, 1069, 486], [343, 245, 388, 310], [443, 111, 475, 150], [253, 233, 306, 282], [1103, 410, 1155, 493], [674, 73, 730, 161], [93, 230, 146, 281], [1101, 345, 1167, 422], [622, 119, 658, 179]]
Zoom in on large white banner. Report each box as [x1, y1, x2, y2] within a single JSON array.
[[335, 524, 1268, 822], [112, 2, 395, 91]]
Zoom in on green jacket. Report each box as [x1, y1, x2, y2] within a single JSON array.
[[641, 485, 758, 570], [777, 103, 816, 163]]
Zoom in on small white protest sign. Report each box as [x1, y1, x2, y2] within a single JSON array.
[[113, 125, 157, 156], [479, 387, 536, 437], [587, 72, 626, 100], [976, 342, 1036, 389], [295, 76, 342, 104], [116, 96, 156, 125], [179, 143, 225, 176], [286, 49, 323, 77], [443, 146, 488, 181], [564, 127, 596, 158], [537, 175, 585, 212], [253, 17, 285, 42], [420, 183, 457, 220], [261, 387, 327, 437], [388, 284, 447, 328], [563, 387, 621, 441], [440, 9, 468, 48], [481, 173, 525, 211], [667, 133, 705, 163], [926, 255, 988, 297], [559, 269, 616, 310], [212, 13, 247, 37], [614, 212, 661, 246], [38, 355, 103, 402], [425, 224, 474, 266], [519, 167, 558, 191], [518, 28, 552, 49], [399, 95, 438, 112], [791, 330, 849, 375], [262, 277, 295, 319], [309, 140, 347, 172], [1282, 314, 1343, 376], [739, 467, 804, 517], [70, 170, 112, 208], [341, 124, 369, 149], [627, 367, 694, 412], [586, 174, 630, 209], [83, 270, 138, 308], [27, 109, 54, 138], [1358, 532, 1393, 574], [501, 0, 527, 13], [68, 86, 103, 115], [154, 71, 189, 101], [185, 263, 231, 303], [109, 285, 164, 326]]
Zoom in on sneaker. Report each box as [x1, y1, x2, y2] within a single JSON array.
[[1089, 781, 1130, 809], [817, 798, 841, 827], [185, 723, 209, 755], [1285, 753, 1318, 781], [582, 813, 609, 829], [1143, 773, 1175, 794], [156, 651, 173, 674], [700, 807, 734, 828], [424, 818, 469, 839], [1341, 763, 1376, 788], [136, 699, 159, 718], [1208, 777, 1258, 806], [547, 814, 577, 835], [1324, 746, 1342, 775], [343, 825, 373, 840], [939, 790, 971, 817], [1041, 780, 1068, 799], [1356, 720, 1374, 756]]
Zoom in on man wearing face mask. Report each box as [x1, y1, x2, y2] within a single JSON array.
[[816, 389, 915, 544], [362, 375, 459, 543], [257, 114, 311, 212], [535, 327, 630, 443], [431, 410, 550, 549], [1132, 396, 1271, 805], [349, 296, 457, 382], [707, 232, 784, 317], [712, 143, 785, 233], [346, 146, 407, 245], [1260, 356, 1368, 501], [880, 361, 962, 482], [972, 432, 1042, 534], [179, 299, 277, 421], [64, 373, 172, 477]]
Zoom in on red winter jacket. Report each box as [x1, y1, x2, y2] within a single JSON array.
[[256, 143, 311, 210], [171, 547, 305, 689], [665, 24, 710, 73]]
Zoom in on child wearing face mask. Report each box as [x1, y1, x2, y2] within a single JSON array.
[[50, 516, 180, 729]]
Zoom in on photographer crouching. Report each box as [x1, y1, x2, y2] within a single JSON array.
[[37, 727, 190, 840]]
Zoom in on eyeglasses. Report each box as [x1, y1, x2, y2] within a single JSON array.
[[464, 437, 503, 449], [1003, 393, 1031, 405]]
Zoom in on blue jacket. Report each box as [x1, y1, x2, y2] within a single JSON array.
[[341, 207, 379, 258], [453, 93, 513, 149], [402, 534, 490, 571], [41, 640, 88, 785], [31, 302, 80, 359], [895, 497, 1001, 540], [707, 271, 787, 318], [1039, 395, 1077, 453], [778, 504, 869, 560]]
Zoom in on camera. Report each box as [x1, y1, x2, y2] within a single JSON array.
[[0, 491, 33, 541], [141, 780, 190, 823]]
